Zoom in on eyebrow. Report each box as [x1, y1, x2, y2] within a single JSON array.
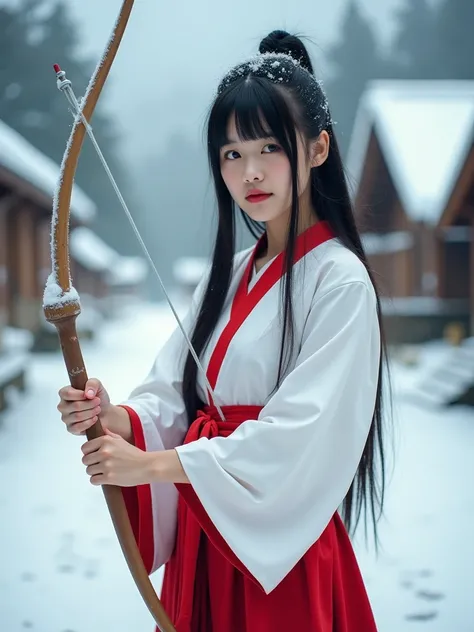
[[221, 135, 274, 148], [222, 138, 239, 146]]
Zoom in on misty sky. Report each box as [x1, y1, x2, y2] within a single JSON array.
[[50, 0, 405, 163]]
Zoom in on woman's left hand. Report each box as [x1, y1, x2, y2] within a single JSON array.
[[81, 429, 154, 487]]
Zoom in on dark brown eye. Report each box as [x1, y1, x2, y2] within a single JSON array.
[[224, 150, 240, 160], [263, 143, 281, 153]]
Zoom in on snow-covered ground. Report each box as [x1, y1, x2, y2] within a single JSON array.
[[354, 359, 474, 631], [0, 303, 473, 631]]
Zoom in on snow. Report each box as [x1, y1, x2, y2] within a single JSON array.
[[362, 231, 414, 255], [0, 326, 32, 383], [108, 257, 148, 287], [1, 327, 33, 352], [0, 304, 473, 630], [42, 273, 80, 309], [381, 296, 469, 316], [217, 52, 332, 127], [0, 303, 177, 632], [347, 80, 474, 225], [70, 226, 116, 272], [70, 227, 148, 287], [0, 327, 31, 393], [173, 256, 207, 286], [353, 397, 474, 631], [391, 337, 474, 407], [390, 339, 456, 393], [0, 355, 25, 384], [0, 118, 95, 223]]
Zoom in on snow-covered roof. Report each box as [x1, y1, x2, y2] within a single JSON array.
[[346, 80, 474, 226], [70, 227, 147, 286], [70, 226, 116, 272], [173, 256, 207, 286], [107, 257, 148, 287], [362, 231, 414, 255], [0, 118, 95, 222]]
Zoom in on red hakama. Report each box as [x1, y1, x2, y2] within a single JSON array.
[[124, 404, 377, 632]]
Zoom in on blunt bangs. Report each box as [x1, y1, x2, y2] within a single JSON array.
[[207, 77, 299, 162]]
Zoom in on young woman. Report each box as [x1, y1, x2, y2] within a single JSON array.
[[58, 30, 388, 632]]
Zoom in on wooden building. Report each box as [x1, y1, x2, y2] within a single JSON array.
[[0, 118, 95, 409], [70, 226, 148, 318], [347, 80, 474, 344], [0, 118, 96, 333], [438, 132, 474, 335]]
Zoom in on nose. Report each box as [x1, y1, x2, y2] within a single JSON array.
[[243, 159, 264, 183]]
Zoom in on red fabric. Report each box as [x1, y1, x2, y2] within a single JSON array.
[[206, 221, 335, 406], [119, 405, 155, 575], [160, 405, 378, 632]]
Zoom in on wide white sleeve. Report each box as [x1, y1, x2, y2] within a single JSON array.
[[175, 280, 381, 593], [120, 276, 207, 572]]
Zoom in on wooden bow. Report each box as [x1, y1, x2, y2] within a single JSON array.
[[43, 2, 175, 630]]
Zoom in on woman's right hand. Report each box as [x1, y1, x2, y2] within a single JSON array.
[[57, 378, 111, 436]]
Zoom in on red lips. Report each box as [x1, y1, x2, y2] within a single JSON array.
[[246, 189, 273, 203]]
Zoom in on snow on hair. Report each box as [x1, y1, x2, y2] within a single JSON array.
[[217, 52, 333, 130]]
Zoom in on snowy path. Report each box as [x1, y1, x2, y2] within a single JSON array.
[[354, 372, 474, 631], [0, 304, 473, 631]]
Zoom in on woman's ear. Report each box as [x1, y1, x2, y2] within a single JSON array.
[[310, 130, 330, 168]]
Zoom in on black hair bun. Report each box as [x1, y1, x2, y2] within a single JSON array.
[[259, 30, 314, 74]]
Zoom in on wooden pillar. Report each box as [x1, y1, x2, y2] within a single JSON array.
[[419, 224, 439, 297], [0, 211, 7, 311], [436, 227, 445, 300], [17, 206, 36, 299], [0, 195, 19, 335], [394, 248, 412, 297], [0, 200, 9, 349], [471, 216, 474, 335], [37, 219, 52, 292], [8, 203, 41, 331]]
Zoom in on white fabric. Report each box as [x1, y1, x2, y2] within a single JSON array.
[[122, 237, 381, 589], [121, 281, 207, 573]]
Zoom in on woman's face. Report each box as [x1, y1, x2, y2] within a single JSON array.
[[219, 114, 320, 224]]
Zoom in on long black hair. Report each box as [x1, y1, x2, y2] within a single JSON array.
[[182, 30, 391, 541]]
